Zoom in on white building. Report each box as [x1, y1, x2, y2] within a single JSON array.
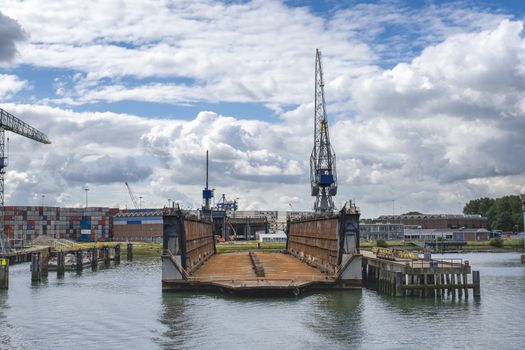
[[258, 231, 287, 243]]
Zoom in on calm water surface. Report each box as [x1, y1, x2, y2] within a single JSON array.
[[1, 252, 524, 349]]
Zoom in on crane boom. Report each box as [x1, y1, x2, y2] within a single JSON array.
[[0, 108, 51, 252], [0, 108, 51, 144], [125, 182, 139, 209], [310, 49, 337, 213]]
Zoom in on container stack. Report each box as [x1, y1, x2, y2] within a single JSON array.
[[3, 206, 118, 247]]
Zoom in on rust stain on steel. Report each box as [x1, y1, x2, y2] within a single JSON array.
[[183, 218, 214, 273], [287, 216, 339, 274]]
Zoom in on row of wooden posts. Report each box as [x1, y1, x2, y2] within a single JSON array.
[[0, 244, 133, 289], [363, 264, 481, 298]]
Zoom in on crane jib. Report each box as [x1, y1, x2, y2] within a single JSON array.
[[0, 108, 51, 144]]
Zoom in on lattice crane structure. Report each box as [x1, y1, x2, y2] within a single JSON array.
[[0, 108, 51, 252], [310, 49, 337, 213], [125, 182, 140, 210]]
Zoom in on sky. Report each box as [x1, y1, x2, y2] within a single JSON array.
[[1, 0, 525, 217]]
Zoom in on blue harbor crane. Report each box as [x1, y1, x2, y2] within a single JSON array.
[[310, 49, 337, 213], [0, 108, 51, 252]]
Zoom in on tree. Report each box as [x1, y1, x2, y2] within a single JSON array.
[[463, 195, 523, 231], [402, 211, 423, 215]]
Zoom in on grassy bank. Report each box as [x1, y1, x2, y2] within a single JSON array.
[[118, 238, 524, 257], [128, 242, 162, 257], [216, 241, 286, 253], [120, 241, 286, 256]]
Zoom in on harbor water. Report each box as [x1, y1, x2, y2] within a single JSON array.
[[0, 252, 524, 349]]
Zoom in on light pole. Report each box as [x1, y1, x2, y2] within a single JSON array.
[[41, 194, 45, 207], [139, 196, 142, 210], [84, 188, 89, 208]]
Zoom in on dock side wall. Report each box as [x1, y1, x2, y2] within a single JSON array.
[[182, 218, 215, 274], [287, 216, 339, 274], [162, 213, 214, 282]]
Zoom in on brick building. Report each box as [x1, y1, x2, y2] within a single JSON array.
[[376, 214, 488, 229]]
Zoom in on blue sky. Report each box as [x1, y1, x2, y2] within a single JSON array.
[[1, 0, 525, 216]]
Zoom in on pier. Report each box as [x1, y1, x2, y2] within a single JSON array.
[[0, 243, 132, 288], [362, 250, 480, 298]]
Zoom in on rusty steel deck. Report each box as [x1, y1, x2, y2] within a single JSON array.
[[163, 252, 343, 294]]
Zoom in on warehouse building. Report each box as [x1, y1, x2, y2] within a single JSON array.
[[376, 214, 489, 229], [112, 210, 163, 242]]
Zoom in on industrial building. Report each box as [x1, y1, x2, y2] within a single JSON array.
[[404, 228, 491, 241], [113, 210, 163, 242], [376, 214, 489, 229], [258, 231, 287, 243], [360, 223, 404, 241]]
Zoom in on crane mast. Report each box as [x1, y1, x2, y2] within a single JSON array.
[[0, 108, 51, 252], [310, 49, 337, 213]]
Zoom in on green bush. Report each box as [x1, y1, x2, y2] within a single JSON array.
[[489, 237, 504, 248], [376, 239, 388, 248]]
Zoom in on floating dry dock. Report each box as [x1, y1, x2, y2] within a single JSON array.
[[162, 207, 481, 297], [162, 207, 362, 295]]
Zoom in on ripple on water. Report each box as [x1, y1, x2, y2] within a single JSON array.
[[0, 253, 524, 349]]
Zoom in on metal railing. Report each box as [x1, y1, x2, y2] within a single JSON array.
[[408, 258, 464, 269]]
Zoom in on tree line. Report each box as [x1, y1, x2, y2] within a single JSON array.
[[463, 195, 523, 232]]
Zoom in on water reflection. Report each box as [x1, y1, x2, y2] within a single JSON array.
[[303, 290, 364, 347], [157, 293, 194, 349]]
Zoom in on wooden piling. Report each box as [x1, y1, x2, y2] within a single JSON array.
[[31, 252, 41, 282], [41, 249, 49, 278], [463, 273, 469, 298], [91, 248, 98, 271], [103, 247, 110, 266], [472, 271, 480, 297], [0, 258, 8, 289], [127, 243, 133, 261], [76, 250, 83, 273], [114, 245, 121, 264], [57, 251, 65, 278]]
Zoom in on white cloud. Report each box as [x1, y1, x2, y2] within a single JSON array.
[[0, 2, 524, 217], [0, 74, 27, 98], [0, 11, 26, 62]]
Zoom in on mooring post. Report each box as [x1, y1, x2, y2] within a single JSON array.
[[127, 243, 133, 261], [57, 251, 65, 278], [31, 252, 41, 282], [114, 244, 121, 264], [472, 270, 480, 297], [41, 249, 49, 278], [76, 250, 83, 273], [91, 248, 98, 271], [0, 258, 9, 289], [103, 246, 110, 266]]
